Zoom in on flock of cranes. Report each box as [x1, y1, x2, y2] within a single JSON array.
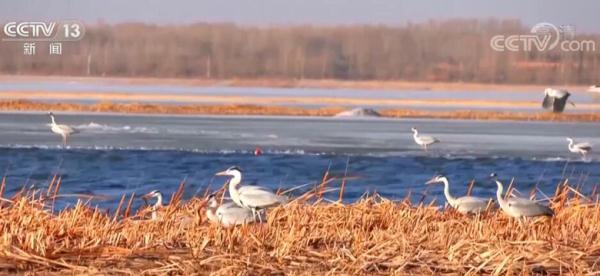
[[142, 166, 285, 226], [411, 127, 592, 159], [140, 166, 556, 227], [425, 173, 554, 217], [41, 87, 594, 226]]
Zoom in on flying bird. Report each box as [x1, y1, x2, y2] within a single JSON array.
[[425, 175, 494, 214], [542, 88, 575, 113], [411, 127, 440, 151], [47, 112, 77, 145]]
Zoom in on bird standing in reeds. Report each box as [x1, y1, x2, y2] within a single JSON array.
[[141, 190, 163, 220], [425, 175, 494, 215], [205, 193, 264, 227], [490, 173, 554, 219], [215, 166, 287, 222]]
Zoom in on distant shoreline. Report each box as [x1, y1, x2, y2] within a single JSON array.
[[0, 74, 591, 92], [1, 99, 599, 122]]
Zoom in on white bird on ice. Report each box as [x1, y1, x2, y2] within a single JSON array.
[[566, 137, 592, 158], [48, 112, 77, 145], [411, 127, 440, 151]]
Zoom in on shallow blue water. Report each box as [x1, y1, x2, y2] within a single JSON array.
[[0, 112, 598, 211], [0, 148, 597, 211]]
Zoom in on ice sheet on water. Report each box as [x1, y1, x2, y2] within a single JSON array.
[[74, 122, 159, 134]]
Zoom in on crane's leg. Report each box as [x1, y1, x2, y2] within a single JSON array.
[[253, 208, 263, 223], [62, 135, 67, 146]]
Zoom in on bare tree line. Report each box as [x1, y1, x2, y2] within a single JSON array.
[[1, 19, 599, 84]]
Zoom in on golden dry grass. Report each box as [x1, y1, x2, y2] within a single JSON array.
[[2, 99, 600, 122], [0, 175, 598, 275]]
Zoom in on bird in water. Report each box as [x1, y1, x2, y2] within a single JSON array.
[[47, 112, 77, 145], [566, 137, 592, 159], [542, 88, 575, 113], [215, 166, 287, 222], [425, 175, 494, 215], [141, 190, 163, 220], [411, 127, 440, 151], [205, 193, 264, 227], [490, 173, 554, 219]]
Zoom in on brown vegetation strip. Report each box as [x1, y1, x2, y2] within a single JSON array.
[[0, 177, 598, 274], [1, 99, 600, 122]]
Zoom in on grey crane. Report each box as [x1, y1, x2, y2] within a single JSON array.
[[141, 190, 164, 220], [425, 175, 494, 214], [205, 194, 264, 227], [542, 88, 575, 113], [48, 112, 77, 145], [215, 166, 287, 222], [490, 173, 553, 218], [411, 127, 440, 151], [566, 137, 592, 158]]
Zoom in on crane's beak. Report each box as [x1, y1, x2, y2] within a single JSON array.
[[215, 171, 228, 176], [425, 178, 438, 185], [569, 101, 576, 107], [141, 192, 154, 200]]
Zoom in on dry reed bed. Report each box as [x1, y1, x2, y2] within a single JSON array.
[[2, 99, 600, 122], [0, 177, 598, 275]]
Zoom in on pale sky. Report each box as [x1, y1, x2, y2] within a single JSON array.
[[1, 0, 599, 33]]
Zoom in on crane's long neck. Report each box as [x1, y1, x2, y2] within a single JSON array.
[[441, 178, 456, 207], [567, 139, 575, 150], [412, 130, 419, 139], [151, 193, 163, 220], [49, 115, 57, 125], [495, 180, 508, 210], [228, 171, 243, 206]]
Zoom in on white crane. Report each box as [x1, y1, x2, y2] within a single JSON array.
[[205, 194, 264, 227], [141, 190, 163, 220], [48, 112, 77, 145], [490, 173, 554, 218], [425, 175, 494, 214], [566, 137, 592, 158], [411, 127, 440, 151], [542, 88, 575, 113], [215, 166, 287, 222]]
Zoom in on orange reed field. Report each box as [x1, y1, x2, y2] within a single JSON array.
[[0, 174, 597, 274]]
